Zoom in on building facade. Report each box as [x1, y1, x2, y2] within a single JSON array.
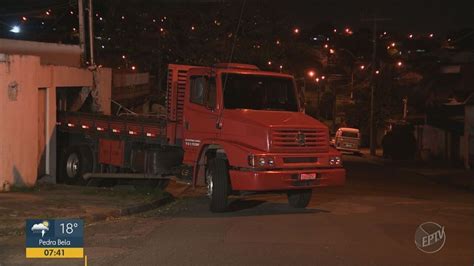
[[0, 41, 111, 189]]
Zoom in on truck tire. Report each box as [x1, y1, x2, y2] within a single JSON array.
[[206, 157, 230, 212], [287, 189, 312, 208], [59, 146, 93, 185]]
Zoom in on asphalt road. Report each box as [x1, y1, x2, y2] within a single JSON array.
[[2, 155, 473, 265]]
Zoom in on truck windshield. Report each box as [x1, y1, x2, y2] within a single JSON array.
[[223, 73, 298, 111]]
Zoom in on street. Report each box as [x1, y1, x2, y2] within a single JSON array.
[[1, 155, 473, 265]]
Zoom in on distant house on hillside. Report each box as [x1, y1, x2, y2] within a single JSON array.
[[417, 55, 474, 168]]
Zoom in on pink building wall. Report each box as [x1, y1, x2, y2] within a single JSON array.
[[0, 54, 111, 188]]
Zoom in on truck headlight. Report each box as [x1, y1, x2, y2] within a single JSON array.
[[267, 158, 274, 166], [248, 154, 275, 167], [329, 156, 342, 166]]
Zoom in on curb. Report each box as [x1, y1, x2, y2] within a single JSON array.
[[1, 194, 175, 237], [80, 194, 175, 223]]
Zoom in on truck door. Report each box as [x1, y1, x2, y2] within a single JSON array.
[[183, 69, 219, 164]]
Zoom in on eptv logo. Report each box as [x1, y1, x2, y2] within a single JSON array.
[[414, 222, 446, 253]]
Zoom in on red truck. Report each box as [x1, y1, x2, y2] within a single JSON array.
[[57, 63, 345, 212]]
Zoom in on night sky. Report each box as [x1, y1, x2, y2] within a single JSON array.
[[1, 0, 473, 34], [270, 0, 474, 34]]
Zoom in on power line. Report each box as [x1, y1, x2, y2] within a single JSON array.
[[226, 0, 247, 65], [222, 0, 247, 91]]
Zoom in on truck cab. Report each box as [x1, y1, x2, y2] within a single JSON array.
[[167, 63, 345, 211]]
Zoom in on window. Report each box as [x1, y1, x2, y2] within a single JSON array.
[[190, 76, 206, 105], [190, 76, 216, 109], [223, 74, 298, 112], [341, 131, 359, 138]]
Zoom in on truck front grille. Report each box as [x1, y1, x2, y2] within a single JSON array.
[[283, 157, 318, 163], [271, 128, 328, 152]]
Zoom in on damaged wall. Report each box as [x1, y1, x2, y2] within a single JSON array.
[[0, 54, 111, 188]]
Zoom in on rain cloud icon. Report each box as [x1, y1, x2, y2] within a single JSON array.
[[31, 221, 49, 237]]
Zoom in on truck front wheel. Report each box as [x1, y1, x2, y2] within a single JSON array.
[[206, 157, 230, 212], [287, 189, 312, 208]]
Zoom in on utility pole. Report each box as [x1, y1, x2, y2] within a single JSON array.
[[350, 70, 354, 100], [362, 16, 391, 156], [88, 0, 95, 66], [403, 97, 408, 120], [78, 0, 86, 66], [87, 0, 101, 112]]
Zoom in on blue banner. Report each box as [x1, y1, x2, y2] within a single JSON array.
[[26, 219, 84, 248]]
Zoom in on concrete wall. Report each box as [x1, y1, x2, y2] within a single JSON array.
[[421, 125, 446, 159], [98, 68, 112, 115], [0, 38, 81, 67], [421, 124, 469, 163], [0, 54, 111, 188], [113, 72, 149, 87]]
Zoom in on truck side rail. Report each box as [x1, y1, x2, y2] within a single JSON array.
[[56, 112, 168, 144]]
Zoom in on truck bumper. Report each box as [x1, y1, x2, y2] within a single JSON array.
[[229, 168, 346, 191]]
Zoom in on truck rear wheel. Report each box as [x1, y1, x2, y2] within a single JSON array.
[[287, 189, 312, 208], [206, 157, 230, 212], [59, 146, 93, 185]]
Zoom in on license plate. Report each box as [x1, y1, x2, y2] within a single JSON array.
[[345, 143, 353, 147], [300, 173, 316, 180]]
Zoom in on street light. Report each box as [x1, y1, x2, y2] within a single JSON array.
[[293, 28, 300, 34], [10, 26, 20, 33], [396, 61, 403, 67], [307, 70, 315, 78]]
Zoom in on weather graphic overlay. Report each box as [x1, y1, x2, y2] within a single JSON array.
[[26, 219, 84, 259]]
